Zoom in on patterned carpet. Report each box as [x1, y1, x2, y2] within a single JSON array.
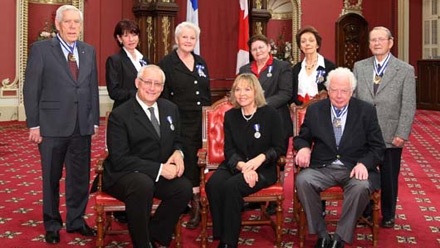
[[0, 110, 439, 248]]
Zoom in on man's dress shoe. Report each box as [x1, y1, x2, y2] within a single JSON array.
[[314, 237, 331, 248], [45, 230, 60, 244], [381, 218, 395, 228], [67, 224, 96, 236], [328, 240, 344, 248]]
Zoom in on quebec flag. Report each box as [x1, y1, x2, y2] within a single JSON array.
[[187, 0, 200, 55]]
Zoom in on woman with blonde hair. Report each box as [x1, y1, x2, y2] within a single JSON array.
[[206, 74, 284, 248]]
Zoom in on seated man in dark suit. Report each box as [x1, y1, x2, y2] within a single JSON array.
[[103, 65, 192, 248], [294, 67, 385, 248]]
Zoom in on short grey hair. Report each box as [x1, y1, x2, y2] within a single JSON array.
[[325, 67, 357, 92], [137, 65, 166, 84], [55, 5, 83, 23], [370, 26, 394, 40], [175, 21, 200, 41]]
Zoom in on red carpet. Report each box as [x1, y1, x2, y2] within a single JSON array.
[[0, 110, 440, 247]]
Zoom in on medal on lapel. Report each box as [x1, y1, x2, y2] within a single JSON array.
[[267, 65, 273, 78], [167, 116, 175, 131], [316, 70, 325, 84], [254, 124, 261, 139], [196, 64, 207, 78]]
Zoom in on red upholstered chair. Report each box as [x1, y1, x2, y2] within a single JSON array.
[[93, 113, 182, 248], [290, 97, 380, 248], [198, 97, 286, 248]]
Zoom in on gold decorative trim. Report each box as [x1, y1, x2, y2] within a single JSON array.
[[255, 22, 263, 35], [256, 0, 263, 9], [291, 0, 301, 64], [268, 0, 293, 20], [162, 17, 170, 56], [341, 0, 363, 16], [28, 0, 71, 4], [146, 16, 153, 59]]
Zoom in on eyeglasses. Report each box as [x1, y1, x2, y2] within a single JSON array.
[[369, 38, 390, 43], [251, 45, 267, 53], [328, 88, 351, 95], [138, 77, 164, 88]]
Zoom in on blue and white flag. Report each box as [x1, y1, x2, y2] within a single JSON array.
[[187, 0, 200, 54]]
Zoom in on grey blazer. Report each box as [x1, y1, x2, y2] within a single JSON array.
[[23, 37, 99, 137], [353, 54, 416, 147]]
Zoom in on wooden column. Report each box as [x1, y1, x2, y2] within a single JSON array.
[[249, 0, 271, 36], [133, 0, 179, 64]]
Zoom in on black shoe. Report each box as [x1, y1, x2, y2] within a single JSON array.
[[67, 223, 96, 236], [242, 202, 261, 211], [314, 237, 331, 248], [328, 240, 344, 248], [381, 218, 395, 228], [113, 211, 128, 224], [45, 230, 60, 244], [186, 193, 201, 229], [218, 242, 237, 248]]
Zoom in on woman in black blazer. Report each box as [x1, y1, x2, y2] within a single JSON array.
[[206, 74, 284, 248], [239, 34, 293, 156], [106, 19, 149, 110], [292, 26, 336, 105], [158, 21, 211, 229]]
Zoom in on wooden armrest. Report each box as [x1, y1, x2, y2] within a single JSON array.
[[197, 148, 207, 169], [94, 151, 108, 174]]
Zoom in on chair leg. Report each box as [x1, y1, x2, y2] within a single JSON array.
[[95, 205, 105, 248], [298, 206, 307, 248], [275, 197, 284, 248], [200, 198, 208, 248], [372, 194, 380, 246], [175, 216, 182, 248]]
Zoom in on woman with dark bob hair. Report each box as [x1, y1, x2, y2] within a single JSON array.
[[292, 26, 335, 105], [206, 73, 284, 248], [106, 19, 149, 110]]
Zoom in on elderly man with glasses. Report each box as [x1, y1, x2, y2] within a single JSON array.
[[103, 65, 192, 248]]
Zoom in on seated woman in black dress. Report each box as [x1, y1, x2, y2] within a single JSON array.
[[206, 73, 284, 248]]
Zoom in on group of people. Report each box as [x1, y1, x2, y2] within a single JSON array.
[[22, 4, 415, 248]]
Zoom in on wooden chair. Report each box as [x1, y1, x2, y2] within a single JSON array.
[[93, 113, 182, 248], [290, 98, 380, 248], [198, 97, 286, 248]]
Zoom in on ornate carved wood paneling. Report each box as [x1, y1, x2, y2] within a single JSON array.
[[417, 60, 440, 111], [133, 1, 179, 64], [335, 13, 368, 69], [250, 0, 271, 36]]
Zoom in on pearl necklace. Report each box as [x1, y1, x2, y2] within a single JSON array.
[[241, 108, 256, 121]]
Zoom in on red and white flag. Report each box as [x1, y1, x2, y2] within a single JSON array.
[[236, 0, 249, 74]]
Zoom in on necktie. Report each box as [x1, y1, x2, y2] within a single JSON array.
[[148, 107, 160, 137], [374, 63, 381, 95], [68, 53, 79, 81]]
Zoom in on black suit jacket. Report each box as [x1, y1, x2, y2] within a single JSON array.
[[23, 37, 99, 136], [220, 105, 284, 184], [158, 49, 211, 111], [103, 97, 183, 190], [291, 58, 336, 105], [106, 49, 149, 109], [239, 59, 293, 137], [293, 98, 385, 189]]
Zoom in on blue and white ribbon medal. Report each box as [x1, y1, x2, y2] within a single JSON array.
[[316, 70, 325, 84], [57, 34, 77, 61], [331, 105, 347, 128], [267, 65, 273, 77], [139, 59, 147, 66], [196, 64, 207, 78], [254, 124, 261, 139], [373, 53, 390, 84], [167, 116, 175, 131]]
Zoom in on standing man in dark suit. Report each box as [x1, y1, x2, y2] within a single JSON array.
[[353, 26, 416, 228], [103, 65, 192, 248], [23, 5, 99, 244], [294, 68, 385, 248]]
